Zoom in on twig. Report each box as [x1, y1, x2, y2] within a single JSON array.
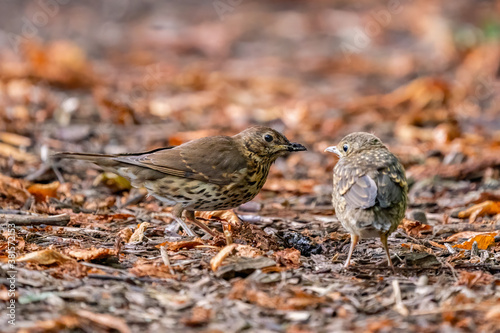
[[433, 223, 500, 235], [160, 245, 174, 275], [1, 213, 70, 226], [392, 280, 409, 316]]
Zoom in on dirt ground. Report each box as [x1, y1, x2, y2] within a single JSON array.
[[1, 1, 500, 332]]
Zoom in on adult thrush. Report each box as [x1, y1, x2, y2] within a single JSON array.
[[325, 133, 407, 268], [55, 126, 306, 237]]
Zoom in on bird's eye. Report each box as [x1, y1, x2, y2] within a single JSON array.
[[343, 144, 349, 152], [264, 134, 273, 142]]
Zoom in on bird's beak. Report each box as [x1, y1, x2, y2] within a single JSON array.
[[324, 146, 341, 157], [286, 142, 307, 152]]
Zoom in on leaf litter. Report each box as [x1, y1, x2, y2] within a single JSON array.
[[0, 1, 499, 332]]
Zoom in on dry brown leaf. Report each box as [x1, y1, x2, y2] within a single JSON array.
[[0, 174, 31, 203], [0, 132, 32, 147], [0, 142, 38, 163], [453, 234, 496, 250], [158, 238, 204, 251], [229, 280, 325, 310], [273, 248, 301, 268], [457, 201, 500, 222], [66, 248, 117, 261], [17, 249, 74, 265], [130, 262, 175, 279], [27, 181, 60, 202], [428, 240, 447, 249], [128, 222, 150, 243], [210, 243, 237, 272], [235, 244, 264, 258], [196, 209, 241, 225], [400, 219, 433, 237], [456, 271, 494, 288], [181, 306, 213, 327], [17, 315, 80, 333], [485, 305, 500, 320], [76, 310, 131, 333], [401, 243, 434, 254], [23, 40, 94, 88], [118, 228, 134, 243]]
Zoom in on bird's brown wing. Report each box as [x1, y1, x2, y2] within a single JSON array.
[[335, 159, 406, 210], [113, 136, 248, 185]]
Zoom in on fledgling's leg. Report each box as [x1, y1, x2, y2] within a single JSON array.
[[344, 234, 359, 268], [380, 233, 394, 270]]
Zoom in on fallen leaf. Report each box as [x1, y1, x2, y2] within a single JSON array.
[[401, 243, 434, 254], [235, 244, 264, 258], [27, 181, 60, 202], [17, 249, 73, 265], [0, 142, 38, 163], [456, 271, 494, 288], [158, 238, 204, 251], [457, 201, 500, 222], [445, 231, 498, 242], [17, 315, 80, 333], [428, 240, 447, 249], [76, 310, 131, 333], [181, 306, 212, 327], [0, 174, 31, 203], [128, 222, 150, 243], [485, 304, 500, 320], [453, 234, 496, 250], [118, 227, 133, 243], [130, 261, 175, 279], [196, 209, 241, 226], [228, 280, 325, 310], [210, 243, 237, 272], [273, 248, 301, 268], [67, 248, 117, 261], [400, 218, 433, 237]]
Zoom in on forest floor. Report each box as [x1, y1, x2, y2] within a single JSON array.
[[0, 1, 499, 332]]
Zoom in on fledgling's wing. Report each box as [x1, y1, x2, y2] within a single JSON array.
[[334, 152, 406, 210]]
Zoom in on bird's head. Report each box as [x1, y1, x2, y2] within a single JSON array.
[[325, 132, 387, 158], [234, 126, 306, 162]]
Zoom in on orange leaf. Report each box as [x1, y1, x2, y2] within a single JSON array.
[[457, 201, 500, 222], [210, 244, 237, 272], [196, 209, 241, 225], [453, 234, 496, 250], [67, 248, 117, 261], [17, 249, 73, 265], [157, 238, 204, 251], [27, 181, 60, 202], [445, 231, 498, 243]]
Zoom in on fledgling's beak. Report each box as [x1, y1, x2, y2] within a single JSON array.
[[286, 142, 307, 152], [324, 146, 340, 157]]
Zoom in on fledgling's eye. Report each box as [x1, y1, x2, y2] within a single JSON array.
[[343, 144, 349, 152], [264, 134, 273, 142]]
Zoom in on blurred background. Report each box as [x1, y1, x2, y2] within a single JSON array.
[[0, 0, 499, 199], [1, 2, 500, 331]]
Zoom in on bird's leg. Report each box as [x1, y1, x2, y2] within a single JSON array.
[[344, 234, 359, 269], [184, 210, 217, 237], [380, 233, 394, 270], [171, 203, 196, 237]]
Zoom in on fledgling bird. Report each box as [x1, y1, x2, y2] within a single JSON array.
[[54, 126, 306, 237], [325, 133, 407, 269]]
